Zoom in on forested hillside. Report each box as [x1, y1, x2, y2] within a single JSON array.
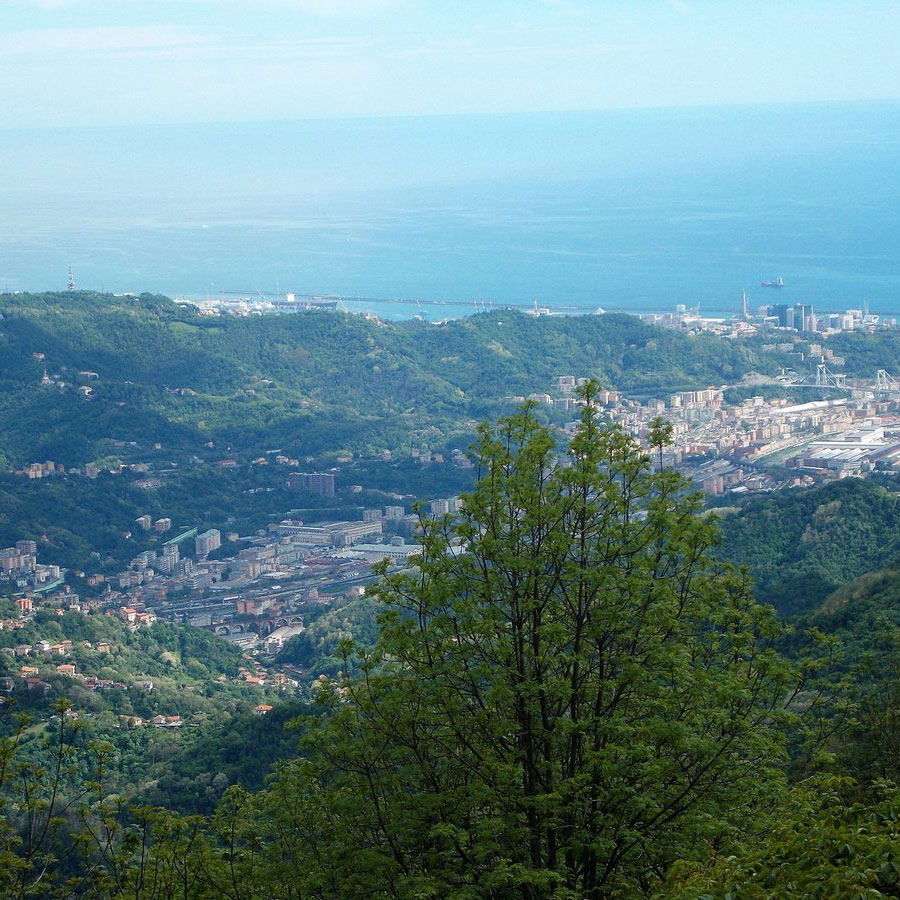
[[812, 568, 900, 637], [717, 477, 900, 617], [144, 701, 315, 814], [275, 593, 380, 676], [0, 610, 252, 717], [0, 291, 791, 467], [0, 464, 307, 571], [0, 609, 304, 823]]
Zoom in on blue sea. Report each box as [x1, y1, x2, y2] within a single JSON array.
[[1, 102, 899, 320]]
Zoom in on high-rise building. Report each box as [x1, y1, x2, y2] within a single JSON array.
[[794, 304, 814, 332], [195, 529, 221, 556], [162, 544, 180, 564], [770, 304, 792, 328], [288, 472, 335, 498]]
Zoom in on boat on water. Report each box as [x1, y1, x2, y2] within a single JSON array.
[[761, 277, 785, 288]]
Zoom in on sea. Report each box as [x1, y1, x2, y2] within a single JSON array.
[[1, 101, 899, 321]]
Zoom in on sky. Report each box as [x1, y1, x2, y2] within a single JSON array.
[[1, 1, 899, 128]]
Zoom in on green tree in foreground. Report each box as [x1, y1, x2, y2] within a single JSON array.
[[231, 384, 796, 898], [15, 387, 875, 897], [665, 776, 900, 898], [647, 413, 674, 471]]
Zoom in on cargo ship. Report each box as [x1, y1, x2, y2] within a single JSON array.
[[761, 277, 785, 288]]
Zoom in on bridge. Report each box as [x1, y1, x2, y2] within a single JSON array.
[[210, 614, 304, 637], [774, 367, 900, 395]]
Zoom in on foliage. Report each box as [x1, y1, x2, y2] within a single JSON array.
[[275, 595, 379, 675], [665, 777, 900, 898], [229, 386, 797, 898], [717, 478, 900, 617], [808, 569, 900, 639], [830, 627, 900, 788], [0, 291, 794, 469], [145, 701, 314, 814], [0, 700, 92, 897]]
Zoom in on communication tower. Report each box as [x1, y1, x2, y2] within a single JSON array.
[[67, 263, 75, 292]]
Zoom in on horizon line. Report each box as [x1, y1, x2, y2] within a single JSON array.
[[2, 96, 899, 135]]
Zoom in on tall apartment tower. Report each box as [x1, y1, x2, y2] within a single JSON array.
[[288, 472, 336, 498]]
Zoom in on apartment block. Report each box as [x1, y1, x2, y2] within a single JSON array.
[[288, 472, 335, 497]]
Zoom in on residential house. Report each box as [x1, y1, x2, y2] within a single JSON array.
[[26, 678, 51, 696], [151, 715, 182, 728]]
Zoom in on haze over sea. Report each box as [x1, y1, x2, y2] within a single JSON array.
[[2, 102, 899, 321]]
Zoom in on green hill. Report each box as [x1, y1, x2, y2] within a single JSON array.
[[0, 608, 307, 815], [0, 610, 253, 720], [275, 593, 380, 677], [810, 568, 900, 635], [144, 701, 315, 814], [717, 477, 900, 617], [0, 291, 791, 468]]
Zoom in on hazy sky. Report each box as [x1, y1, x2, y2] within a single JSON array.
[[2, 0, 899, 127]]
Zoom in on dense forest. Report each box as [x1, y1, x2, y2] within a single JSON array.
[[0, 291, 795, 468], [717, 477, 900, 617]]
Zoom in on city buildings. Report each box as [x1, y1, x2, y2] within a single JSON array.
[[275, 519, 383, 546]]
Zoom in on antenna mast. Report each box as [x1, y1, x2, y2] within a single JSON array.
[[67, 262, 75, 292]]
